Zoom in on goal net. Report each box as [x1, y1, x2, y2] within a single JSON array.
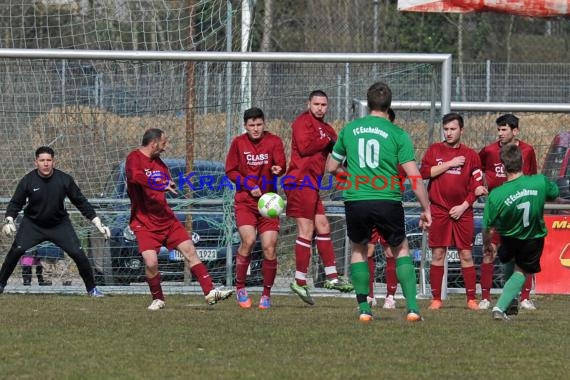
[[0, 53, 445, 294], [0, 0, 236, 51]]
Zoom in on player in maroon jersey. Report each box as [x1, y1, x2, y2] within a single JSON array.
[[284, 90, 353, 305], [126, 128, 233, 310], [420, 113, 487, 310], [225, 107, 286, 309], [478, 114, 538, 311]]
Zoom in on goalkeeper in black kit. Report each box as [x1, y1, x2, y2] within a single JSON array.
[[0, 146, 110, 296]]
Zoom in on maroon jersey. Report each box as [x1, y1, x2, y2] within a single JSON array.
[[225, 131, 286, 205], [285, 110, 336, 188], [125, 149, 176, 231], [420, 142, 483, 210], [478, 140, 537, 191]]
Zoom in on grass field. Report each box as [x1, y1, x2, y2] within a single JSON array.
[[1, 293, 569, 380]]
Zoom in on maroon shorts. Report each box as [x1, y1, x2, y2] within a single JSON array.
[[428, 205, 474, 250], [134, 220, 190, 253], [235, 199, 280, 234], [284, 187, 325, 219]]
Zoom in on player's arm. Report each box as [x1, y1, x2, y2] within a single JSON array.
[[224, 139, 243, 182], [125, 155, 153, 188], [449, 170, 479, 219], [477, 147, 490, 189], [401, 161, 431, 229], [271, 138, 287, 175], [482, 200, 498, 252], [325, 154, 341, 174], [224, 139, 259, 191], [65, 176, 111, 238], [545, 176, 560, 201], [3, 178, 28, 236], [5, 177, 28, 219], [432, 156, 466, 178], [467, 155, 487, 204], [293, 120, 333, 156], [326, 132, 348, 176], [478, 147, 487, 172], [66, 176, 97, 220], [527, 147, 538, 175]]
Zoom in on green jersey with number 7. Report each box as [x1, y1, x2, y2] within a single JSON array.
[[483, 174, 559, 239]]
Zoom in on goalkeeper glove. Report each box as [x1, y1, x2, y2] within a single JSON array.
[[91, 217, 111, 239], [2, 217, 16, 237]]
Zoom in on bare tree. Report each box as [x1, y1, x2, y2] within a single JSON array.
[[458, 14, 466, 101], [260, 0, 273, 52], [257, 0, 273, 99], [502, 15, 515, 101]]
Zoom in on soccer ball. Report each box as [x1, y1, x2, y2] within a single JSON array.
[[257, 192, 285, 218]]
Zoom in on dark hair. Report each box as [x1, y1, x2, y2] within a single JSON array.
[[388, 108, 396, 123], [35, 146, 54, 158], [442, 112, 464, 128], [367, 82, 392, 112], [243, 107, 265, 123], [141, 128, 164, 146], [496, 114, 519, 129], [309, 90, 328, 100], [500, 143, 523, 173]]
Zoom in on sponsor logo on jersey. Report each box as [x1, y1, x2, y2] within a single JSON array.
[[244, 152, 269, 166], [493, 163, 506, 178]]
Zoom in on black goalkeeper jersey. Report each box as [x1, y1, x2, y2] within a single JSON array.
[[5, 169, 96, 227]]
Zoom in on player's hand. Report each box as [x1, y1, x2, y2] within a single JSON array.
[[474, 185, 488, 196], [165, 180, 178, 195], [483, 244, 495, 257], [271, 165, 282, 175], [2, 217, 16, 237], [419, 211, 431, 230], [448, 155, 466, 168], [449, 202, 468, 220], [335, 170, 349, 180], [250, 187, 262, 198], [91, 217, 111, 239]]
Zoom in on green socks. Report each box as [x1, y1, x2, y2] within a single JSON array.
[[351, 261, 371, 312], [396, 256, 419, 312], [496, 271, 526, 311]]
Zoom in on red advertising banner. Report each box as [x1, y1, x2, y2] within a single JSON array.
[[535, 215, 570, 294], [397, 0, 570, 17]]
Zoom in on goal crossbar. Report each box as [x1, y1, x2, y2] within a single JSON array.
[[0, 48, 453, 116]]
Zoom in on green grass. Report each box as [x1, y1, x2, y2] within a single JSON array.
[[1, 293, 569, 380]]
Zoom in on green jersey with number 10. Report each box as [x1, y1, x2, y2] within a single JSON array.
[[483, 174, 559, 239], [331, 115, 416, 201]]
